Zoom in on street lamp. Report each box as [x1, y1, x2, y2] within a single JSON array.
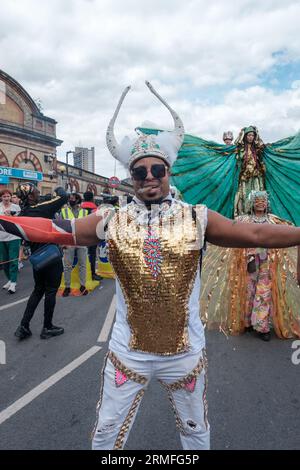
[[58, 164, 67, 188], [65, 150, 74, 191]]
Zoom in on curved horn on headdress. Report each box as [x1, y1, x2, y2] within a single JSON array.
[[145, 81, 184, 150], [106, 86, 131, 159]]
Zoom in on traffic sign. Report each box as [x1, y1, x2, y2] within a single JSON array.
[[109, 176, 120, 188]]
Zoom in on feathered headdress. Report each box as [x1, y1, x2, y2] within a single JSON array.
[[247, 190, 270, 213], [106, 81, 184, 169], [234, 125, 264, 148]]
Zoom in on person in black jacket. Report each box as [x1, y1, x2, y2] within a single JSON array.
[[14, 183, 68, 340]]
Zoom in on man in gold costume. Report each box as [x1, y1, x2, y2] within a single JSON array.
[[1, 83, 300, 450]]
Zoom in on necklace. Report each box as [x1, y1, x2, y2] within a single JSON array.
[[251, 214, 269, 223], [126, 199, 181, 227]]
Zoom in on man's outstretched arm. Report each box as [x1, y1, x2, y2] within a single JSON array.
[[206, 210, 300, 248], [0, 209, 113, 246]]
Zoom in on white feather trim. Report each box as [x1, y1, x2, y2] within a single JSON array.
[[155, 131, 178, 165], [118, 136, 134, 168]]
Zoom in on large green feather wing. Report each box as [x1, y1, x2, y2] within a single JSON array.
[[264, 133, 300, 225], [138, 128, 239, 218], [139, 128, 300, 224]]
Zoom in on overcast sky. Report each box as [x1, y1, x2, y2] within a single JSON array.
[[1, 0, 300, 179]]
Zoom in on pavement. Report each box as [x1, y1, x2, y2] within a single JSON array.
[[0, 262, 299, 450]]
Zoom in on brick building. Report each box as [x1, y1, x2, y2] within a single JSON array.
[[0, 70, 132, 198]]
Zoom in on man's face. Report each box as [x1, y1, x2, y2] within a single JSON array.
[[246, 132, 255, 144], [131, 156, 170, 203], [1, 193, 11, 204], [11, 195, 19, 204], [69, 194, 79, 206], [223, 138, 233, 145], [254, 197, 267, 212]]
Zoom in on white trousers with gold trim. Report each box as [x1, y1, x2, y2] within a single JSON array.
[[92, 349, 210, 450]]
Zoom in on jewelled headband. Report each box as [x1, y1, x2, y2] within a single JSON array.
[[106, 81, 184, 169], [249, 190, 269, 201], [248, 190, 270, 212]]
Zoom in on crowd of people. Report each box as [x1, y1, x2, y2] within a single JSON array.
[[0, 81, 300, 450], [0, 185, 119, 340], [0, 189, 21, 293]]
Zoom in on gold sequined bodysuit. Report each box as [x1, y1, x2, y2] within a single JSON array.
[[107, 200, 207, 356]]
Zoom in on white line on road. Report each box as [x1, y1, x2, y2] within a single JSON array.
[[97, 294, 116, 343], [0, 297, 29, 312], [0, 345, 101, 426]]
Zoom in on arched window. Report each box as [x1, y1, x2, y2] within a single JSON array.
[[13, 151, 43, 172]]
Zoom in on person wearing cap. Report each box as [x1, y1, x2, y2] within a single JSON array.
[[222, 131, 234, 146], [2, 83, 300, 449], [14, 183, 68, 340], [0, 188, 21, 293]]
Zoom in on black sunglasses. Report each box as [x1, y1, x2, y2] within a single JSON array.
[[131, 164, 167, 181]]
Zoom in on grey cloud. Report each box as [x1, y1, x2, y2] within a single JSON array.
[[1, 0, 300, 177]]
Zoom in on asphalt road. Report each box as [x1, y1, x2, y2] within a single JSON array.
[[0, 262, 299, 450]]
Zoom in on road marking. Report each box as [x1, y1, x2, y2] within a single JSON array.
[[0, 345, 101, 426], [0, 297, 29, 312], [97, 294, 116, 343]]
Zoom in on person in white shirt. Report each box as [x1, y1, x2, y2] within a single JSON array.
[[0, 189, 21, 293]]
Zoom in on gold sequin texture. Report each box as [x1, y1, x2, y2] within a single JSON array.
[[107, 202, 206, 355], [163, 386, 187, 435], [108, 350, 148, 385], [113, 389, 145, 450], [158, 354, 205, 392]]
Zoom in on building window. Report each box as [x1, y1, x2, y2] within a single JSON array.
[[47, 123, 54, 134], [35, 119, 43, 129]]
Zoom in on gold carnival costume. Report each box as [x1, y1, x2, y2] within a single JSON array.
[[107, 201, 206, 355], [201, 212, 300, 339], [92, 81, 210, 449]]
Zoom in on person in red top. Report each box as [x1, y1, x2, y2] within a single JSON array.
[[81, 191, 102, 281]]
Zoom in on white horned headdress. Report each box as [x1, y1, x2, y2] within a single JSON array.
[[106, 81, 184, 170]]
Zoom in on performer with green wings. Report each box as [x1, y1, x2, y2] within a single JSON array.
[[200, 190, 300, 341], [139, 125, 300, 225], [233, 126, 265, 216]]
